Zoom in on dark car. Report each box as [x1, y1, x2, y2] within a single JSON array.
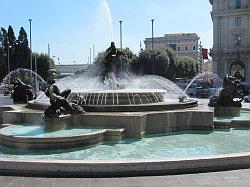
[[196, 87, 211, 98]]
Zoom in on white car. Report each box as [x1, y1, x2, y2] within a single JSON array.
[[244, 95, 250, 102]]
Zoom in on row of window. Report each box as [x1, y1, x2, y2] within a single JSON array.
[[145, 44, 197, 51], [177, 46, 196, 51], [147, 40, 197, 45]]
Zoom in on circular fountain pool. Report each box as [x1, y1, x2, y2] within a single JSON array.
[[1, 128, 250, 160]]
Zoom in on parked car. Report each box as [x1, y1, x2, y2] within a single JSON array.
[[244, 95, 250, 102], [208, 87, 221, 95], [196, 87, 211, 98]]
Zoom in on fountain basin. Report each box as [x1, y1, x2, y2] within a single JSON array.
[[68, 89, 167, 106], [0, 129, 250, 176], [213, 110, 250, 129], [28, 100, 198, 112], [28, 89, 198, 112], [0, 124, 124, 149]]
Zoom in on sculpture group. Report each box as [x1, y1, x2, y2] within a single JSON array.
[[11, 78, 37, 103], [100, 42, 123, 88], [209, 75, 244, 108], [43, 69, 85, 117]]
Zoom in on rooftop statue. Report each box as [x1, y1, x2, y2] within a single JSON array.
[[43, 69, 85, 117], [11, 78, 37, 103]]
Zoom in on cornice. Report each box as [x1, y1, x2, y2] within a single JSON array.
[[211, 8, 250, 17]]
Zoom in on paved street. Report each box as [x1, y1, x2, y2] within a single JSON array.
[[0, 169, 250, 187]]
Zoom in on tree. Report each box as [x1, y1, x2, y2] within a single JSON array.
[[176, 56, 199, 79], [136, 47, 170, 77], [16, 27, 30, 69], [117, 47, 136, 74], [7, 25, 17, 71], [0, 28, 8, 80], [159, 46, 178, 80], [32, 53, 55, 80]]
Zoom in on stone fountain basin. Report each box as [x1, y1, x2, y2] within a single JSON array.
[[68, 89, 168, 106], [28, 99, 198, 112], [0, 125, 124, 150], [0, 152, 250, 177], [28, 88, 197, 112]]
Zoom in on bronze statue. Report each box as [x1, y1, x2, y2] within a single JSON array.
[[208, 75, 244, 107], [44, 69, 85, 117], [101, 42, 123, 86], [11, 78, 37, 103]]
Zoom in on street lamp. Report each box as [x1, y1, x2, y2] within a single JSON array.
[[119, 20, 123, 74], [3, 53, 7, 73], [34, 56, 38, 91], [29, 19, 32, 82], [119, 21, 123, 49], [7, 40, 12, 74], [151, 19, 155, 75]]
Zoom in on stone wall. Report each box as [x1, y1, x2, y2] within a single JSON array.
[[0, 105, 214, 139]]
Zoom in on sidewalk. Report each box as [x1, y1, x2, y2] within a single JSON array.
[[1, 169, 250, 187]]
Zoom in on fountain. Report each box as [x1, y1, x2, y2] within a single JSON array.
[[184, 71, 223, 95], [0, 68, 46, 94], [0, 68, 46, 105], [0, 56, 250, 178], [0, 0, 249, 178], [30, 74, 197, 112], [0, 43, 208, 146]]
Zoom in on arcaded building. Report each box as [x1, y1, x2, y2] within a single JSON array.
[[209, 0, 250, 86]]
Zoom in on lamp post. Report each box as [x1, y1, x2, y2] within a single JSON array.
[[7, 40, 11, 74], [119, 20, 123, 74], [119, 21, 123, 49], [151, 19, 155, 75], [3, 53, 7, 74], [29, 19, 32, 82], [34, 56, 38, 91]]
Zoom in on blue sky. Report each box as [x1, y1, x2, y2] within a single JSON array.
[[1, 0, 213, 64]]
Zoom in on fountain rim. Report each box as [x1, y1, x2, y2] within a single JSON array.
[[69, 89, 169, 93], [0, 152, 250, 177], [28, 99, 198, 112]]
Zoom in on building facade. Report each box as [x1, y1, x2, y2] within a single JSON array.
[[55, 64, 91, 78], [209, 0, 250, 86], [144, 33, 200, 60]]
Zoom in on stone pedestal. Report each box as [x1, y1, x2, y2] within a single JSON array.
[[214, 107, 241, 117], [44, 115, 71, 132]]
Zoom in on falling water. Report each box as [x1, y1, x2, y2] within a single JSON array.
[[0, 68, 46, 94], [53, 73, 187, 105], [100, 0, 113, 42], [184, 71, 223, 94]]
